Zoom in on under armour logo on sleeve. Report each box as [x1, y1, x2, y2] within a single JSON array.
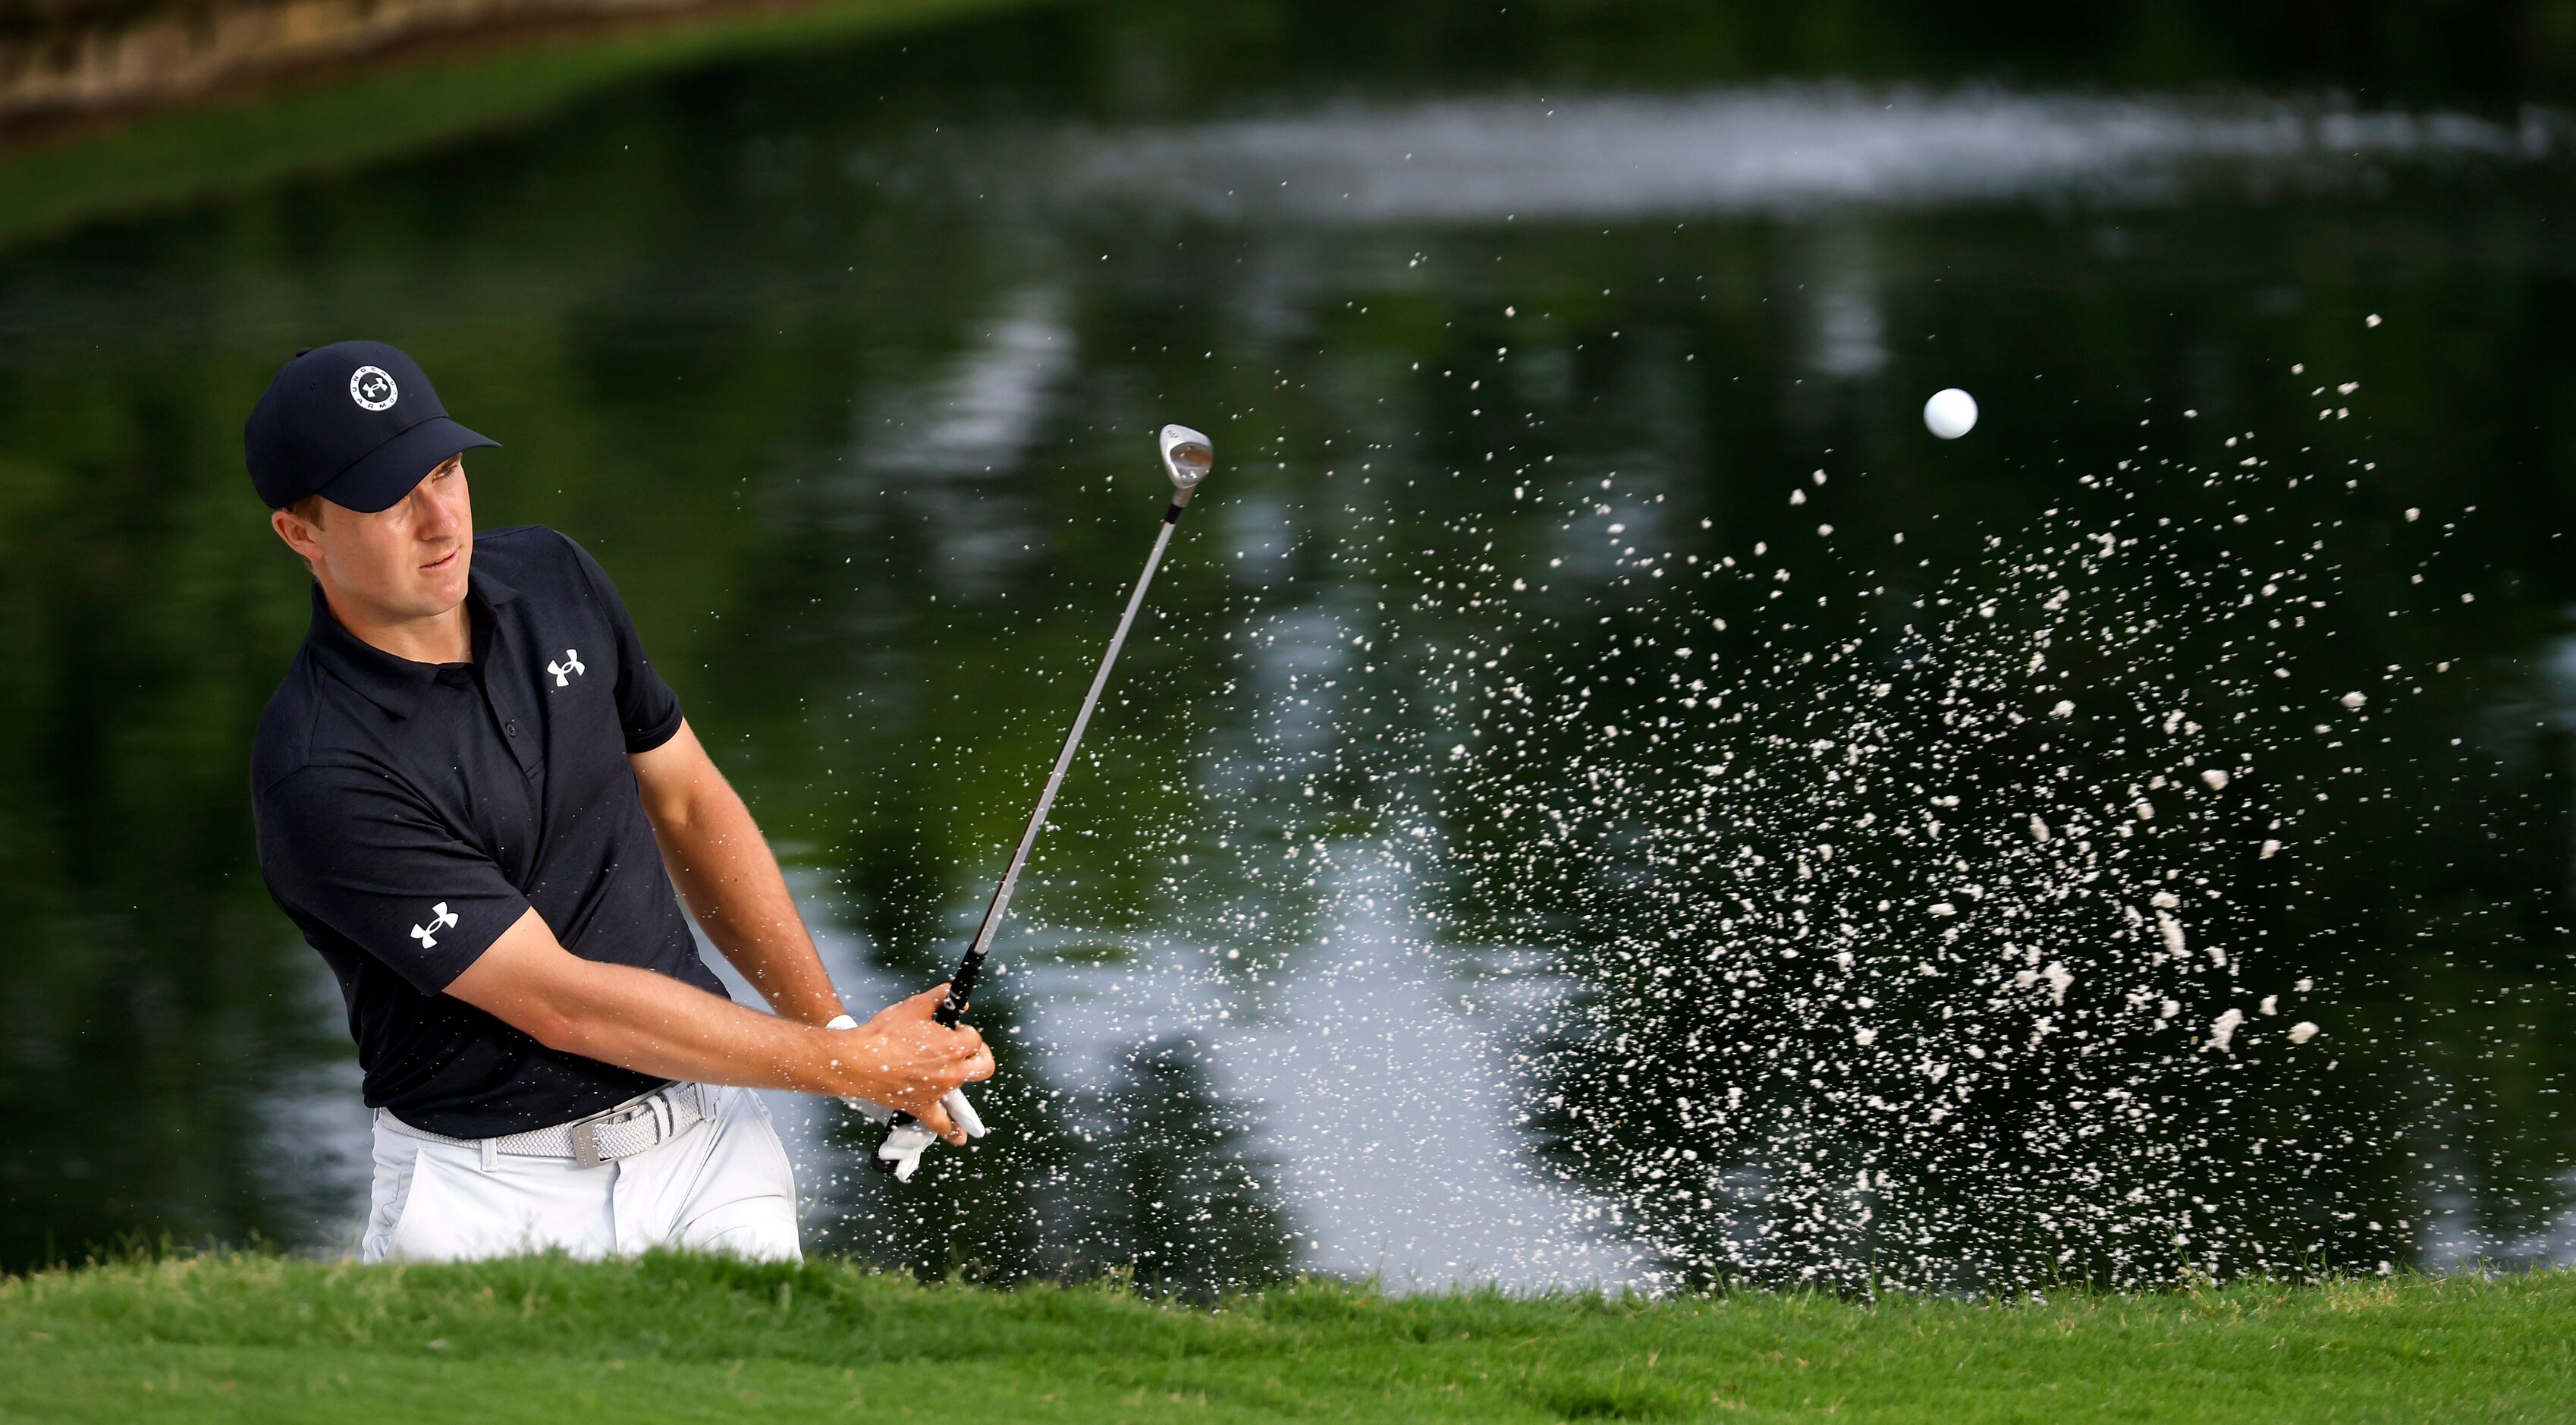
[[410, 902, 460, 949], [545, 650, 586, 687]]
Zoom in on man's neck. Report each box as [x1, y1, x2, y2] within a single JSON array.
[[320, 583, 473, 666]]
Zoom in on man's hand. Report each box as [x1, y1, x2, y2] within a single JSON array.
[[829, 986, 993, 1145]]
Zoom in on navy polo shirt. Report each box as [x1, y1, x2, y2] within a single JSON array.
[[252, 525, 725, 1137]]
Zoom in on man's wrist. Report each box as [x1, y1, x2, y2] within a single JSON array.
[[817, 1014, 888, 1104]]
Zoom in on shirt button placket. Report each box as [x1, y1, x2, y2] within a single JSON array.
[[485, 685, 540, 778], [477, 609, 542, 779]]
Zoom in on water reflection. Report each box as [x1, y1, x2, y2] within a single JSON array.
[[1048, 90, 2551, 223], [1211, 849, 1660, 1288], [1, 6, 2571, 1291]]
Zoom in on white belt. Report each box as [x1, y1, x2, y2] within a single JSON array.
[[388, 1083, 715, 1169]]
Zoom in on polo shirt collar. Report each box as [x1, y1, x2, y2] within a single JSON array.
[[305, 561, 520, 720]]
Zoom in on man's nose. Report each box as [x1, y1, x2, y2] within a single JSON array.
[[413, 479, 461, 535]]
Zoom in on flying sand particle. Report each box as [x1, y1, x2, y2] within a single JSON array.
[[2205, 1008, 2245, 1053]]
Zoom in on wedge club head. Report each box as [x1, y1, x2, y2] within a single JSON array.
[[1161, 424, 1213, 505]]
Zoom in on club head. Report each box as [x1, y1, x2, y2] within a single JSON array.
[[1159, 424, 1214, 504]]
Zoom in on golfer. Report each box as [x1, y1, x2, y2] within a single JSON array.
[[246, 341, 991, 1263]]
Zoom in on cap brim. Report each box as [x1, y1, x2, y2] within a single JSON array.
[[313, 417, 500, 514]]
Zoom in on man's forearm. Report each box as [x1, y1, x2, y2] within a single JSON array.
[[635, 723, 846, 1024], [445, 907, 990, 1137], [536, 956, 850, 1094], [447, 908, 974, 1115], [662, 796, 844, 1024]]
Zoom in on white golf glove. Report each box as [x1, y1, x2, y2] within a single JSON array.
[[824, 1013, 985, 1182]]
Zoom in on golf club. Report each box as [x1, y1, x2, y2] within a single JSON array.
[[865, 423, 1215, 1181]]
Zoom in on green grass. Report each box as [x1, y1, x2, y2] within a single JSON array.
[[1, 1254, 2570, 1421]]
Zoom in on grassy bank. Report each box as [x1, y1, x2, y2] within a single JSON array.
[[0, 1254, 2569, 1421], [0, 0, 1025, 251]]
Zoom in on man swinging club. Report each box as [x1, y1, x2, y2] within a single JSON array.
[[247, 341, 992, 1263]]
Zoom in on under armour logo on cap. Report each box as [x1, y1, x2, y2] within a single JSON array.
[[349, 365, 398, 411], [410, 902, 460, 949]]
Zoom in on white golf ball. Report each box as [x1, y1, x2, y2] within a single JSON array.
[[1924, 387, 1978, 439]]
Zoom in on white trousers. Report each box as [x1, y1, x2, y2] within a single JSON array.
[[361, 1084, 800, 1263]]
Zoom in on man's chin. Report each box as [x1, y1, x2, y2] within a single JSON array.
[[411, 567, 470, 615]]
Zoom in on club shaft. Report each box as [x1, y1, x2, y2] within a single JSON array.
[[935, 502, 1185, 1027]]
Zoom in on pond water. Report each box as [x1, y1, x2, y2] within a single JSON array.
[[3, 3, 2573, 1294]]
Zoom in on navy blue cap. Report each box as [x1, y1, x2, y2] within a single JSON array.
[[244, 341, 498, 512]]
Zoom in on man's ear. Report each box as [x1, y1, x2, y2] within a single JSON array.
[[272, 507, 322, 571]]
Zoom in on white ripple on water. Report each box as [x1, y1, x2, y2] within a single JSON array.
[[1049, 88, 2549, 225]]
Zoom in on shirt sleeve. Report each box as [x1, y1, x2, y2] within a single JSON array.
[[256, 765, 533, 995], [562, 533, 685, 753]]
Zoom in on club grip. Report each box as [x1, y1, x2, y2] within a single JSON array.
[[936, 952, 982, 1028], [873, 977, 974, 1172]]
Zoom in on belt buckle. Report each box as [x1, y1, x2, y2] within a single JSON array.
[[570, 1100, 643, 1169]]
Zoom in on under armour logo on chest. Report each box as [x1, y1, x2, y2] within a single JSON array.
[[410, 902, 460, 949], [546, 649, 586, 687]]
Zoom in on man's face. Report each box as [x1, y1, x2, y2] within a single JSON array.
[[273, 455, 473, 623]]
